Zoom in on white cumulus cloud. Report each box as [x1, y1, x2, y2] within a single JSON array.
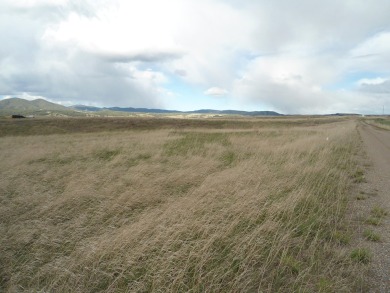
[[204, 87, 229, 96]]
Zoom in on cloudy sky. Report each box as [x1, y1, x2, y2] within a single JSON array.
[[1, 0, 390, 114]]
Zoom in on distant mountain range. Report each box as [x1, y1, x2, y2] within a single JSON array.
[[0, 98, 282, 116], [71, 105, 282, 116]]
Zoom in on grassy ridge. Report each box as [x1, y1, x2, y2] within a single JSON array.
[[0, 118, 363, 292]]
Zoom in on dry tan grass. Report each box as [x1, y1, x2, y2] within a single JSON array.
[[0, 118, 364, 292]]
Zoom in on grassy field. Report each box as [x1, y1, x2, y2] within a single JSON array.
[[365, 117, 390, 130], [0, 117, 366, 292], [0, 116, 343, 136]]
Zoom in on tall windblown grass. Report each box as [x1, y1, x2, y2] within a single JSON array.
[[0, 119, 361, 292]]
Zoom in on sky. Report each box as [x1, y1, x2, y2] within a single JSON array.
[[1, 0, 390, 114]]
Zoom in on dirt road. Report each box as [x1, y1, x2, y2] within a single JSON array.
[[358, 122, 390, 292]]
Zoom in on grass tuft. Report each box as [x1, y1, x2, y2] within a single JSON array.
[[365, 206, 387, 226], [371, 206, 388, 218], [94, 149, 120, 161], [365, 217, 381, 226], [280, 255, 302, 275], [317, 278, 334, 293], [126, 153, 152, 167], [352, 169, 366, 183], [220, 150, 237, 167], [350, 248, 371, 264], [363, 229, 380, 242], [331, 230, 351, 245], [356, 194, 366, 200]]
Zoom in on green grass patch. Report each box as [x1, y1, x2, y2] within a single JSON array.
[[29, 155, 83, 165], [280, 255, 302, 275], [220, 150, 237, 167], [374, 118, 390, 126], [164, 132, 230, 156], [94, 149, 120, 161], [317, 278, 334, 293], [352, 169, 366, 183], [365, 207, 387, 226], [164, 182, 196, 197], [371, 206, 388, 218], [350, 248, 371, 264], [126, 153, 152, 167], [363, 229, 380, 242], [331, 230, 351, 245], [365, 217, 381, 226], [356, 194, 366, 200]]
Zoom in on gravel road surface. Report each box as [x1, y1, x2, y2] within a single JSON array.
[[359, 122, 390, 293]]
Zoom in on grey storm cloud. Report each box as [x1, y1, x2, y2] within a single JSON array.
[[1, 47, 164, 107], [0, 0, 98, 22], [358, 79, 390, 94], [0, 1, 165, 107], [240, 0, 390, 52], [97, 51, 183, 63]]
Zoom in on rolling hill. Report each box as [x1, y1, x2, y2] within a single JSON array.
[[0, 98, 69, 111], [0, 98, 83, 117]]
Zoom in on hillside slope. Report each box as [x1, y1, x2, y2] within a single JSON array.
[[0, 98, 82, 117], [0, 98, 39, 111]]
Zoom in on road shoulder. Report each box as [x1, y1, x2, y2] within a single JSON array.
[[353, 122, 390, 292]]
